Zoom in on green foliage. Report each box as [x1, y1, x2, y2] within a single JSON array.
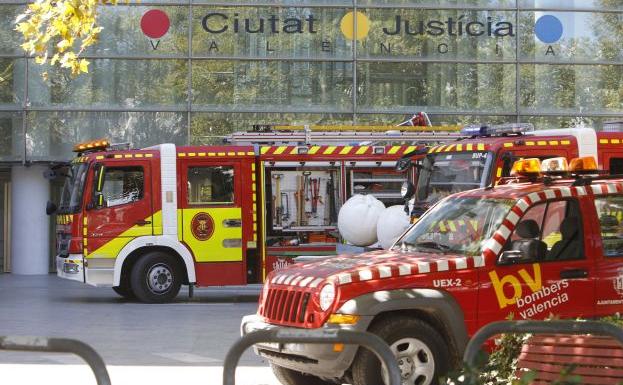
[[15, 0, 127, 78]]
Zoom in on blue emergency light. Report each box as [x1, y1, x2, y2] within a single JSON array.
[[460, 123, 534, 137]]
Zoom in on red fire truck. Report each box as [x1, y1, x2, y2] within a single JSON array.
[[242, 155, 623, 385], [52, 126, 459, 303], [399, 124, 623, 219]]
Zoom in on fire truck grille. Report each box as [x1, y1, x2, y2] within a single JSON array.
[[261, 288, 310, 325]]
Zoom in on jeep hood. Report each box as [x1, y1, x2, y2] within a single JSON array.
[[269, 250, 484, 288]]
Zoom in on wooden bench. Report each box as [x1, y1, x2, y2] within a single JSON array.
[[517, 334, 623, 385]]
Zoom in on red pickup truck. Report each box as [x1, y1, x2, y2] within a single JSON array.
[[242, 156, 623, 385]]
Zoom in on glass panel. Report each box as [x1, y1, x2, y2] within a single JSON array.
[[28, 59, 188, 108], [0, 6, 21, 55], [102, 167, 145, 208], [520, 64, 623, 114], [84, 6, 189, 56], [187, 166, 234, 204], [595, 196, 623, 257], [190, 112, 354, 144], [192, 6, 352, 58], [191, 61, 353, 110], [194, 0, 353, 4], [519, 0, 623, 11], [356, 113, 517, 125], [359, 8, 517, 60], [358, 0, 516, 7], [358, 62, 516, 113], [0, 59, 24, 106], [26, 111, 188, 161], [0, 111, 22, 162], [519, 115, 621, 130], [519, 11, 623, 63]]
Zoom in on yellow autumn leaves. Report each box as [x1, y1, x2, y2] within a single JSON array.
[[15, 0, 129, 79]]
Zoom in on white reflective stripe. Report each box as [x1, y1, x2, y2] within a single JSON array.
[[298, 277, 314, 287], [507, 211, 520, 226], [276, 275, 288, 284], [498, 224, 511, 239], [591, 185, 603, 195], [576, 186, 587, 195], [545, 190, 556, 199], [398, 264, 411, 276], [436, 260, 449, 272], [416, 262, 430, 273], [488, 239, 504, 255], [283, 275, 296, 285], [454, 258, 468, 270], [338, 273, 352, 285], [359, 270, 373, 281], [516, 199, 529, 212], [271, 275, 280, 284], [378, 265, 392, 278], [608, 184, 617, 194], [290, 276, 304, 286], [559, 187, 572, 197], [528, 192, 541, 204], [473, 255, 485, 267], [309, 278, 324, 288]]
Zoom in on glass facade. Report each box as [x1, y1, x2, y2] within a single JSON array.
[[0, 1, 622, 161]]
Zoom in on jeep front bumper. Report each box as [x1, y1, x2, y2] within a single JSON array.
[[241, 314, 373, 380]]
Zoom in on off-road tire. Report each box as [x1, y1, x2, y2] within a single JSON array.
[[130, 251, 182, 303], [351, 316, 450, 385], [271, 364, 334, 385]]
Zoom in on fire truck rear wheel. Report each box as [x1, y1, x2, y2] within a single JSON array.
[[130, 251, 182, 303], [351, 316, 449, 385], [271, 364, 334, 385]]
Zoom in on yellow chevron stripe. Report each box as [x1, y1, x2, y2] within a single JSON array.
[[273, 146, 286, 155], [323, 146, 336, 154], [388, 146, 401, 154], [340, 146, 353, 155], [308, 146, 320, 154], [260, 147, 269, 154], [356, 146, 369, 155]]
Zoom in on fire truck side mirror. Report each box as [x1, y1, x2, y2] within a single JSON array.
[[89, 164, 105, 210], [45, 200, 57, 216], [395, 157, 411, 172], [401, 181, 415, 201]]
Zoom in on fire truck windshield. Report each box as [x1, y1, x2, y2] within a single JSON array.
[[58, 163, 89, 214], [394, 197, 514, 256], [415, 151, 493, 204]]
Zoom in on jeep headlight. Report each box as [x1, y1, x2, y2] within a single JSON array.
[[319, 283, 336, 311]]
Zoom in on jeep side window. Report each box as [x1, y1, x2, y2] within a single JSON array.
[[503, 199, 583, 263], [595, 196, 623, 257]]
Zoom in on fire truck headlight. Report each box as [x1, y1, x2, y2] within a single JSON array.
[[319, 283, 336, 311]]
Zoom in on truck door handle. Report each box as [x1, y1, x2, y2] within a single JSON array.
[[560, 269, 588, 279], [135, 220, 151, 226]]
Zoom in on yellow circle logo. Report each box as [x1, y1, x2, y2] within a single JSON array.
[[340, 11, 370, 41]]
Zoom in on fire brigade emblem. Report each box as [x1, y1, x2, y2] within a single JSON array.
[[191, 213, 214, 241], [614, 268, 623, 297]]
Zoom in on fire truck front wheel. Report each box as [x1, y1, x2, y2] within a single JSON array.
[[271, 364, 335, 385], [351, 316, 449, 385], [130, 251, 183, 303]]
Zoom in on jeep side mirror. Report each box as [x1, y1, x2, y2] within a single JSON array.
[[499, 250, 524, 265], [46, 200, 57, 215]]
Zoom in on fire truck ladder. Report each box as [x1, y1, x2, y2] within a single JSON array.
[[225, 124, 463, 146]]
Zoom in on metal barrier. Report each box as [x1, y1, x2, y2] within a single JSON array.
[[0, 335, 111, 385], [463, 320, 623, 368], [223, 329, 401, 385]]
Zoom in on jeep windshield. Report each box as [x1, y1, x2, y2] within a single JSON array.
[[394, 197, 514, 256], [58, 163, 89, 214], [415, 151, 493, 205]]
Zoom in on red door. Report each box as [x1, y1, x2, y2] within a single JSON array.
[[85, 160, 154, 259]]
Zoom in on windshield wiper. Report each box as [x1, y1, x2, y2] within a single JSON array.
[[414, 241, 451, 252]]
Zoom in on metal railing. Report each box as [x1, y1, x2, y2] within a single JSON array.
[[0, 335, 111, 385], [463, 320, 623, 368], [223, 329, 401, 385]]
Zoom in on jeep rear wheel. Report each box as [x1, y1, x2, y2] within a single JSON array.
[[130, 251, 182, 303], [351, 317, 449, 385], [271, 364, 334, 385]]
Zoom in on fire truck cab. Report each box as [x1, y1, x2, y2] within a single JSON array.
[[399, 124, 623, 219], [53, 126, 457, 303]]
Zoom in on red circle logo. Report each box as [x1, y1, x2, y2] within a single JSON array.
[[140, 10, 170, 39], [191, 213, 214, 241]]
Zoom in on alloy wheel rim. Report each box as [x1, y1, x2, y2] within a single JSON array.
[[382, 337, 435, 385]]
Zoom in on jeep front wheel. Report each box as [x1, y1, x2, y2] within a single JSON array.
[[130, 251, 182, 303], [351, 316, 449, 385]]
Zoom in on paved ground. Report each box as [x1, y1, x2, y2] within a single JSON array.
[[0, 274, 280, 385]]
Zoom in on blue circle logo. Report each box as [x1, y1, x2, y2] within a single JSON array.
[[535, 15, 563, 43]]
